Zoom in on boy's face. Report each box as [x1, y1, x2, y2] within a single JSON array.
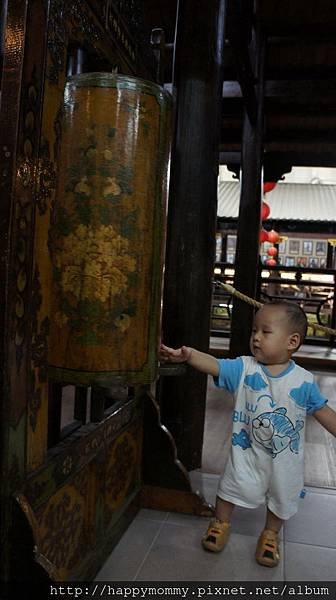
[[250, 305, 299, 365]]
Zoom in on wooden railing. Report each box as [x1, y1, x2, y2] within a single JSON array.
[[211, 263, 336, 346]]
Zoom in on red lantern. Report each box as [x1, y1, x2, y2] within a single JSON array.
[[267, 246, 278, 257], [261, 201, 270, 220], [263, 181, 277, 194], [259, 229, 269, 243], [268, 229, 280, 244], [266, 258, 277, 267]]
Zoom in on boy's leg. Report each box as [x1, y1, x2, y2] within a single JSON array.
[[265, 508, 283, 533], [256, 508, 283, 567], [202, 497, 234, 552], [215, 497, 235, 521]]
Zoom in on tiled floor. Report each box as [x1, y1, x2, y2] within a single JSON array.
[[95, 475, 336, 581]]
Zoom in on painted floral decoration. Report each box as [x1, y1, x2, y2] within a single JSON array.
[[50, 120, 141, 345], [54, 224, 136, 304]]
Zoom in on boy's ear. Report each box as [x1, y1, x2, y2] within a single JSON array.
[[288, 332, 301, 350]]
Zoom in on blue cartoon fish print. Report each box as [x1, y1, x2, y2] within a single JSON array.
[[252, 407, 304, 458], [232, 429, 252, 450]]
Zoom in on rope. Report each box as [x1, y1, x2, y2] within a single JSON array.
[[214, 280, 336, 336]]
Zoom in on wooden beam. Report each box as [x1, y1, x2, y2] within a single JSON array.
[[160, 0, 226, 470], [264, 131, 336, 144], [219, 138, 336, 157], [226, 0, 257, 123], [224, 79, 336, 104], [263, 151, 336, 167], [219, 150, 336, 169], [219, 151, 241, 164], [220, 111, 336, 148], [230, 31, 265, 357], [258, 0, 336, 35], [265, 141, 336, 155]]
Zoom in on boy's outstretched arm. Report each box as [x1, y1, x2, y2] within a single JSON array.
[[313, 405, 336, 437], [159, 343, 219, 377]]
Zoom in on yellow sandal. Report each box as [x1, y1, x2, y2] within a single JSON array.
[[255, 529, 280, 567], [202, 518, 230, 552]]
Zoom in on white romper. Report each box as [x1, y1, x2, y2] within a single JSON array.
[[215, 356, 327, 519]]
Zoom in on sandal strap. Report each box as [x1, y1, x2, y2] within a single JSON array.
[[258, 529, 279, 560], [261, 529, 278, 541], [202, 519, 230, 552], [208, 519, 230, 532]]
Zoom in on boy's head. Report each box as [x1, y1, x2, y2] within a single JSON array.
[[250, 300, 308, 365]]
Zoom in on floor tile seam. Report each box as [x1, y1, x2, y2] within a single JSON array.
[[160, 518, 209, 531], [160, 519, 284, 542], [283, 539, 336, 550], [132, 518, 168, 581], [136, 515, 170, 524]]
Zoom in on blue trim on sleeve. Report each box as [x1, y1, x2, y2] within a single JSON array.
[[214, 357, 244, 393], [307, 380, 328, 415]]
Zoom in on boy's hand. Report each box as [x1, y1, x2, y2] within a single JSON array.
[[159, 343, 219, 376], [159, 343, 192, 363]]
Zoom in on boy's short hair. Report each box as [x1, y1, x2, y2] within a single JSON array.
[[268, 300, 308, 344]]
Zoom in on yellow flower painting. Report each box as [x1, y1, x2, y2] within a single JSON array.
[[50, 122, 140, 345], [54, 224, 136, 304]]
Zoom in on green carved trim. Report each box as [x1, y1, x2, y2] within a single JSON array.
[[142, 82, 172, 380], [48, 365, 157, 386]]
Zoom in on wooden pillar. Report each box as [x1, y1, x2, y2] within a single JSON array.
[[230, 31, 265, 357], [160, 0, 226, 469]]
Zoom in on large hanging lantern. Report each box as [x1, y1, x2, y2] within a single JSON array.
[[259, 229, 269, 243], [261, 201, 270, 221], [268, 229, 280, 244], [267, 246, 278, 257], [263, 181, 277, 194], [48, 73, 171, 385]]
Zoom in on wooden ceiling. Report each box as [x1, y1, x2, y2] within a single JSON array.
[[143, 0, 336, 174]]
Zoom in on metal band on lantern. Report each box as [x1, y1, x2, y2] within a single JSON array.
[[48, 73, 171, 385]]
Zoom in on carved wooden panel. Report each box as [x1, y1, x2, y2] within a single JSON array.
[[20, 402, 142, 580], [1, 0, 157, 582]]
